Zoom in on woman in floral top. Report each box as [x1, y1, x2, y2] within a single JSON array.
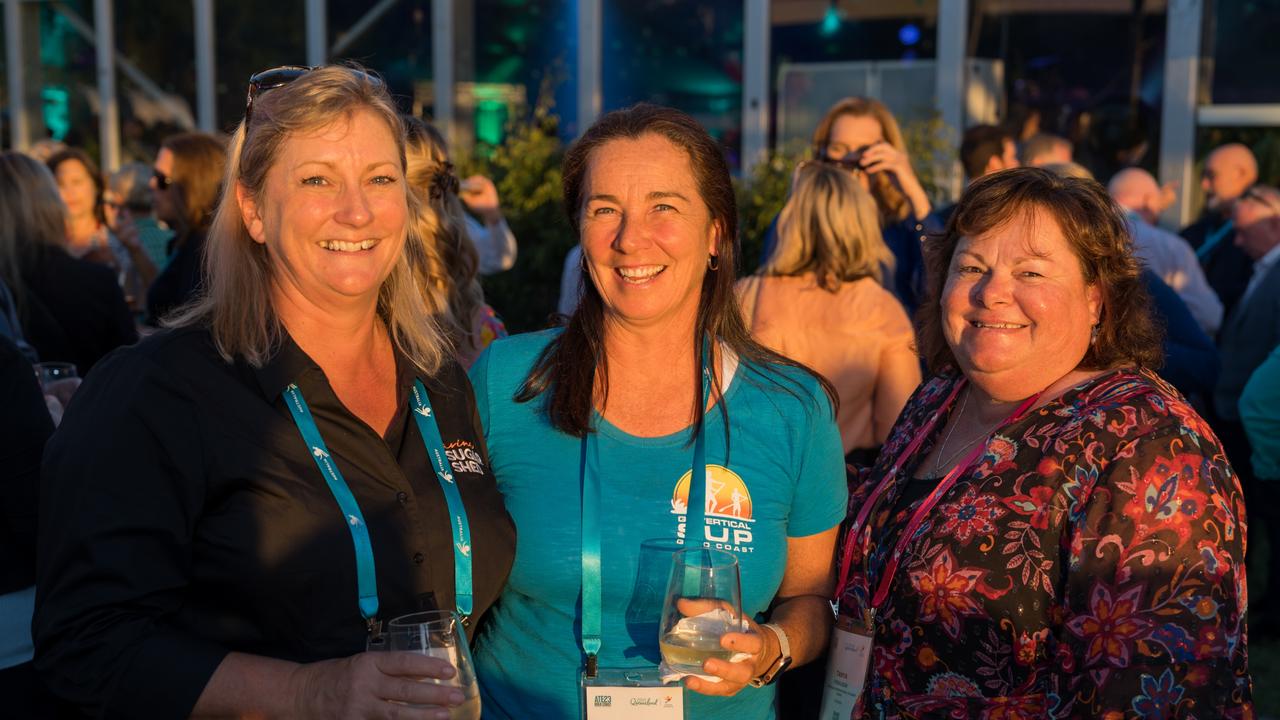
[[835, 168, 1251, 718]]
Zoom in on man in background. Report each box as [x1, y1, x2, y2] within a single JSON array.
[[1019, 132, 1073, 167], [1109, 167, 1223, 334], [1182, 143, 1258, 319]]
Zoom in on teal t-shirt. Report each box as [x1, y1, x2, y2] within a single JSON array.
[[469, 330, 847, 719]]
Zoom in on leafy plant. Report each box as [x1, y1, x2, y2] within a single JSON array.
[[463, 98, 574, 334]]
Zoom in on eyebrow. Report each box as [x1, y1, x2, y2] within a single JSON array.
[[955, 247, 1051, 263], [292, 160, 397, 172], [585, 191, 691, 204]]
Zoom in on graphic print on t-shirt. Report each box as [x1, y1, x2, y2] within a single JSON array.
[[670, 465, 755, 554], [445, 439, 487, 476]]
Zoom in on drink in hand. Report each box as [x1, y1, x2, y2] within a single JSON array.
[[660, 627, 736, 672]]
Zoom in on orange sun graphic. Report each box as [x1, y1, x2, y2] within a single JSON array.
[[670, 465, 753, 520]]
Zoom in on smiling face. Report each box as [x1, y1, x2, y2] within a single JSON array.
[[941, 206, 1102, 400], [579, 133, 718, 334], [238, 108, 408, 315], [54, 157, 98, 222]]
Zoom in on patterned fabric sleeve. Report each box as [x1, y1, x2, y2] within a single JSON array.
[[1053, 415, 1251, 718]]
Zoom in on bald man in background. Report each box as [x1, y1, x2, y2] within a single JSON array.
[[1110, 168, 1223, 334], [1182, 143, 1259, 320]]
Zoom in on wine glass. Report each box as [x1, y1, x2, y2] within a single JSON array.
[[658, 548, 744, 674], [34, 362, 77, 390], [370, 611, 481, 720]]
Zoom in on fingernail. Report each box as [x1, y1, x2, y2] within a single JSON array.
[[434, 711, 450, 720], [440, 665, 456, 678], [449, 690, 465, 704]]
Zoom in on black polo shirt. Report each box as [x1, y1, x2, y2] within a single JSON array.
[[34, 324, 515, 719]]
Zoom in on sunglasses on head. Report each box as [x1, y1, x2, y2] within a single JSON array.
[[244, 65, 384, 126]]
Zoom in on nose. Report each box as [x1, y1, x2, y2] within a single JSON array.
[[334, 183, 373, 227], [973, 270, 1012, 308], [611, 214, 651, 254]]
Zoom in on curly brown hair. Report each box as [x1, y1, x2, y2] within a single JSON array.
[[915, 167, 1163, 375]]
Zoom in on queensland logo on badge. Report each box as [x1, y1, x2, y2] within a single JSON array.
[[670, 465, 755, 553]]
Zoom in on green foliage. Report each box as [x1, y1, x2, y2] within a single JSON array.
[[734, 141, 806, 271], [463, 102, 574, 334], [901, 112, 959, 208]]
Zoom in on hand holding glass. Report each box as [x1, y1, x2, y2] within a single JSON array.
[[658, 548, 745, 674], [369, 611, 481, 719]]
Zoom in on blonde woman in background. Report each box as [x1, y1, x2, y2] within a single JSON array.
[[738, 161, 920, 462], [404, 117, 507, 368]]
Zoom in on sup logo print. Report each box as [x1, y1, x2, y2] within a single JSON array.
[[670, 465, 757, 553]]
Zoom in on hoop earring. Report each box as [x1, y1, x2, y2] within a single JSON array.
[[707, 254, 720, 271]]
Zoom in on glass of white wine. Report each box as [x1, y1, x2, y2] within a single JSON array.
[[658, 548, 744, 674], [372, 610, 482, 720]]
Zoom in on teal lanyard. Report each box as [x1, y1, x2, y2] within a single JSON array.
[[283, 383, 380, 627], [580, 348, 712, 676], [283, 378, 475, 631], [409, 379, 475, 618], [1196, 219, 1234, 261]]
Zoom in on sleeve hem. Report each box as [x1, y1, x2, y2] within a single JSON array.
[[103, 631, 229, 720]]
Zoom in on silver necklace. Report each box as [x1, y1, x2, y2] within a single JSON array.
[[929, 386, 1005, 477]]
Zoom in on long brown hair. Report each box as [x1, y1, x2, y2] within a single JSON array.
[[812, 97, 912, 224], [517, 103, 833, 438], [915, 167, 1162, 375], [160, 131, 227, 233], [403, 116, 485, 358]]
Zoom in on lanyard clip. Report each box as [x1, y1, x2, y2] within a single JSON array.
[[367, 617, 384, 645], [585, 653, 599, 679]]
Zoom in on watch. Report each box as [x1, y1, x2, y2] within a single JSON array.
[[749, 622, 793, 687]]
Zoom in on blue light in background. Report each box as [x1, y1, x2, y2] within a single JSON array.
[[820, 5, 842, 37], [899, 23, 921, 46]]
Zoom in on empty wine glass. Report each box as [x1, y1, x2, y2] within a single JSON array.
[[658, 548, 744, 674], [369, 611, 481, 719]]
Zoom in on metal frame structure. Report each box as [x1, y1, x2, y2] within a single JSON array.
[[1, 0, 1271, 199]]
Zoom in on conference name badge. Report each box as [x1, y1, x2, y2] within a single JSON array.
[[582, 667, 684, 720], [818, 613, 873, 720]]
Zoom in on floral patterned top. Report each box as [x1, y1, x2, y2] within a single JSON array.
[[837, 367, 1252, 719]]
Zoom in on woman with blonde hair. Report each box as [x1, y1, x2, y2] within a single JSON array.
[[739, 161, 920, 462], [760, 97, 939, 315], [34, 65, 514, 718], [403, 116, 506, 368]]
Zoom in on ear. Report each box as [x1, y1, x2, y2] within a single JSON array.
[[985, 156, 1003, 175], [1086, 282, 1104, 327], [707, 219, 724, 259], [236, 182, 266, 245]]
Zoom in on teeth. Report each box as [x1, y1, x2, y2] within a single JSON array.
[[973, 321, 1025, 329], [321, 240, 377, 252], [617, 265, 665, 280]]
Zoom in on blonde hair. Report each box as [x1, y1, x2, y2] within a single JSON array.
[[763, 161, 891, 291], [812, 96, 913, 224], [402, 116, 485, 358], [0, 152, 69, 313], [168, 65, 447, 375]]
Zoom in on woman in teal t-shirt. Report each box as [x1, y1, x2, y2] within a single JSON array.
[[469, 104, 848, 719]]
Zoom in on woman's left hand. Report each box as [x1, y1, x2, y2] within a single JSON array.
[[677, 600, 775, 697]]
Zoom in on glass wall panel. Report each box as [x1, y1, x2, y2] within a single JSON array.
[[770, 1, 939, 157], [1205, 0, 1280, 104], [455, 0, 574, 152], [214, 0, 306, 132], [972, 5, 1167, 183], [602, 0, 744, 169], [330, 0, 432, 118]]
